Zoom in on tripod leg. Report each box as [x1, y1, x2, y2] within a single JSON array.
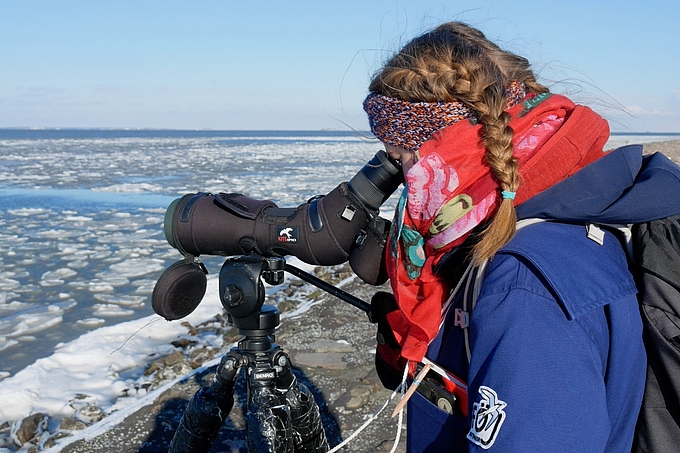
[[168, 355, 239, 453], [247, 385, 295, 453], [284, 379, 329, 453], [275, 354, 329, 453]]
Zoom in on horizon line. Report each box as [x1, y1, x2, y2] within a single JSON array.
[[1, 127, 679, 135]]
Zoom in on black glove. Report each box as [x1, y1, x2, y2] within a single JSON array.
[[369, 291, 406, 390], [349, 218, 391, 286]]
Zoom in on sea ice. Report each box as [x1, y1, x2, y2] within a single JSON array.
[[92, 304, 135, 317], [76, 318, 106, 327], [0, 338, 19, 352], [87, 282, 115, 293], [36, 229, 82, 239], [40, 268, 78, 287], [66, 261, 90, 269], [9, 314, 63, 337], [64, 215, 93, 222], [107, 258, 165, 278], [7, 208, 50, 216], [93, 183, 164, 193], [0, 277, 20, 291], [92, 294, 146, 308]]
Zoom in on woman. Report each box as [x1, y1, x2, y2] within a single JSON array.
[[363, 22, 657, 452]]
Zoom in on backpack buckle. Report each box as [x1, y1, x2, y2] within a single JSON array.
[[454, 308, 469, 328]]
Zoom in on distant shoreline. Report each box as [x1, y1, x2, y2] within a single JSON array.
[[0, 128, 679, 135]]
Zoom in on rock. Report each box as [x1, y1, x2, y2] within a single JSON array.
[[0, 435, 12, 448], [222, 327, 242, 346], [78, 404, 104, 423], [163, 350, 185, 366], [43, 431, 72, 449], [189, 347, 216, 369], [170, 337, 198, 349], [289, 279, 304, 287], [307, 289, 322, 300], [342, 385, 374, 410], [59, 417, 87, 431], [292, 352, 346, 369], [15, 413, 47, 446], [143, 361, 161, 376], [277, 299, 299, 313], [153, 358, 193, 387], [180, 321, 199, 336], [308, 339, 355, 353]]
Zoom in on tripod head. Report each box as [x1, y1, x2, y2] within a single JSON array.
[[218, 254, 284, 340]]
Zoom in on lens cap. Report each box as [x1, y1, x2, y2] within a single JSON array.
[[152, 260, 208, 320]]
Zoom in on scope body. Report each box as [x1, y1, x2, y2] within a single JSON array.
[[164, 150, 402, 266]]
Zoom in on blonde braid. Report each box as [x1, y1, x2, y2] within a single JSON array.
[[441, 54, 517, 262], [469, 81, 520, 263]]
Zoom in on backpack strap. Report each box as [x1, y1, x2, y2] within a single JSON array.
[[450, 218, 547, 362], [456, 218, 622, 364]]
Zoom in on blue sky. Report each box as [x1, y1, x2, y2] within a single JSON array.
[[1, 1, 678, 132]]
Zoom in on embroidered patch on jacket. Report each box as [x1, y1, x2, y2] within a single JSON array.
[[467, 386, 507, 449]]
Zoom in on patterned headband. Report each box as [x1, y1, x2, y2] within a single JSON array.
[[363, 81, 526, 152]]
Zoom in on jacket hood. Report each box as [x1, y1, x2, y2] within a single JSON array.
[[516, 144, 680, 224]]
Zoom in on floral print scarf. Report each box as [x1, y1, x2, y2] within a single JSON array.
[[383, 93, 611, 362]]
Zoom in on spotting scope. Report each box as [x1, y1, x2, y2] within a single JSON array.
[[152, 150, 403, 321]]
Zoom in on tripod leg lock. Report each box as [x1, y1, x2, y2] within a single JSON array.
[[214, 353, 241, 388]]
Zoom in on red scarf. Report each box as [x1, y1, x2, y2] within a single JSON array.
[[385, 93, 610, 362]]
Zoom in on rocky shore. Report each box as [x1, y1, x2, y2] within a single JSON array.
[[3, 263, 406, 453], [3, 139, 679, 453]]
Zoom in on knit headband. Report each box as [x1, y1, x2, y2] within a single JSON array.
[[363, 81, 526, 152]]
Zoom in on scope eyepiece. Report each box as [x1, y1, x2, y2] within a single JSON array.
[[347, 150, 403, 212]]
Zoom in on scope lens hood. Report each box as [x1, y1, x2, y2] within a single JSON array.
[[152, 259, 208, 321], [163, 197, 182, 249]]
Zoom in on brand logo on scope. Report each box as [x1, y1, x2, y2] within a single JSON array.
[[277, 227, 299, 243]]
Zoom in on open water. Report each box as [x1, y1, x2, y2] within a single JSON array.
[[0, 130, 385, 378], [0, 129, 677, 379]]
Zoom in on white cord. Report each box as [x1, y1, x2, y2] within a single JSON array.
[[388, 363, 410, 453], [327, 363, 409, 453]]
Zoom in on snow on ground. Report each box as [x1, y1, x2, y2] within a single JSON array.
[[0, 276, 222, 424]]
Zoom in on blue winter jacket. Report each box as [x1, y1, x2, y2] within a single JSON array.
[[407, 145, 680, 452]]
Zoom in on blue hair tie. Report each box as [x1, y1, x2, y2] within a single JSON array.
[[501, 191, 516, 200]]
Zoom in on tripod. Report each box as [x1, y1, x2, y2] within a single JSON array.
[[168, 254, 371, 453]]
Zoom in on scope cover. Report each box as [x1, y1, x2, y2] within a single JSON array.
[[152, 260, 208, 320], [167, 183, 372, 266]]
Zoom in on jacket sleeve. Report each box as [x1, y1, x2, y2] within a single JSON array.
[[466, 252, 619, 452]]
